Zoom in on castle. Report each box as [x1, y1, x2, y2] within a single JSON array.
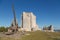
[[8, 11, 54, 32], [18, 12, 40, 31]]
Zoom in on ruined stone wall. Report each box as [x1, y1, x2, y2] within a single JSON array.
[[21, 12, 39, 31], [23, 12, 31, 31]]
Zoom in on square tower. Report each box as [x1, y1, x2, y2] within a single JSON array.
[[21, 12, 39, 31]]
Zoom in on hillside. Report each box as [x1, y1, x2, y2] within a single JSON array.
[[0, 31, 60, 40], [20, 31, 60, 40]]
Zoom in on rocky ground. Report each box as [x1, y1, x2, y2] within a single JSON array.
[[0, 31, 27, 40]]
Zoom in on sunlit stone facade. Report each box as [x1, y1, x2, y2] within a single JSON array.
[[21, 12, 39, 31]]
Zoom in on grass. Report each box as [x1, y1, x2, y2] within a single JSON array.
[[0, 37, 14, 40], [0, 31, 60, 40], [20, 31, 60, 40]]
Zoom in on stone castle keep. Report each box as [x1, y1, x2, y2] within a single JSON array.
[[20, 12, 39, 31], [7, 5, 54, 34], [8, 9, 54, 32]]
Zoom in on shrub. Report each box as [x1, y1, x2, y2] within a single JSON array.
[[0, 26, 8, 32]]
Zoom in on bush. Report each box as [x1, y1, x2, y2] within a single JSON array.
[[0, 26, 8, 32]]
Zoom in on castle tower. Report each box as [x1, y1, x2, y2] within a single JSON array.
[[21, 12, 39, 31]]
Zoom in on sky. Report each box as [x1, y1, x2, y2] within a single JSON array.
[[0, 0, 60, 29]]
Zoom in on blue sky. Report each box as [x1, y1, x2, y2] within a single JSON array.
[[0, 0, 60, 29]]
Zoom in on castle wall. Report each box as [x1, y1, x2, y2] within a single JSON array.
[[21, 12, 39, 31]]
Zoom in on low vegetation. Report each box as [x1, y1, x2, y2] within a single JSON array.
[[0, 26, 8, 32], [20, 31, 60, 40], [0, 31, 60, 40]]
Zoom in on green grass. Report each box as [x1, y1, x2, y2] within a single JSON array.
[[20, 31, 60, 40], [0, 31, 60, 40], [0, 37, 15, 40]]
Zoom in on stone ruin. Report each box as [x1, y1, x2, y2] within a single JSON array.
[[6, 4, 18, 34], [43, 25, 54, 32]]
